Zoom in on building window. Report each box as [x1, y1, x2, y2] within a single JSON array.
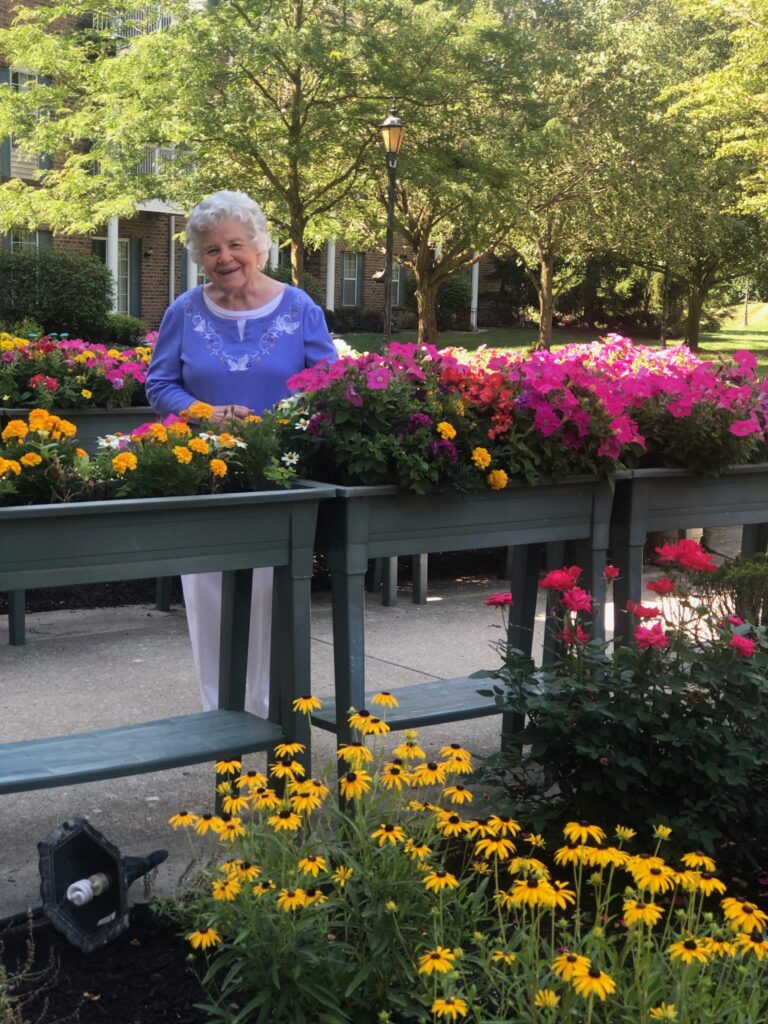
[[195, 265, 208, 286], [342, 252, 363, 306], [9, 70, 40, 179], [94, 236, 131, 314], [10, 228, 38, 252]]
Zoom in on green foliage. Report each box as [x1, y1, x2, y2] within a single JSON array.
[[479, 561, 768, 849], [698, 552, 768, 625], [0, 250, 113, 341], [436, 274, 472, 331], [0, 317, 44, 340], [264, 265, 325, 310], [104, 313, 148, 345]]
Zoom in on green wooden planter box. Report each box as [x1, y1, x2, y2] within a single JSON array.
[[305, 478, 615, 746], [610, 464, 768, 639], [1, 406, 159, 643], [1, 406, 153, 454], [0, 484, 335, 794]]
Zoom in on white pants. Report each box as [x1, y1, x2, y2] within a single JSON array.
[[181, 568, 273, 719]]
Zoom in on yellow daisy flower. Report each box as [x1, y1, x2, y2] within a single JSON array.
[[297, 855, 328, 877], [623, 899, 664, 927], [563, 821, 606, 845], [443, 785, 473, 805], [649, 1002, 677, 1020], [571, 965, 617, 1001], [534, 989, 560, 1009], [168, 811, 199, 829], [267, 809, 302, 831], [423, 869, 459, 893], [187, 927, 221, 950], [668, 938, 709, 965], [417, 946, 456, 975], [371, 690, 399, 708], [292, 695, 321, 714], [431, 996, 468, 1020], [371, 823, 407, 846], [552, 951, 590, 981], [277, 887, 308, 912]]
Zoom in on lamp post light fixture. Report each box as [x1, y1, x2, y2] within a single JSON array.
[[379, 106, 405, 341]]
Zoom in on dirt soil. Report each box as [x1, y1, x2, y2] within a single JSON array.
[[0, 902, 208, 1024]]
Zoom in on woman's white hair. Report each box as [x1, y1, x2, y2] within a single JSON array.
[[185, 190, 271, 265]]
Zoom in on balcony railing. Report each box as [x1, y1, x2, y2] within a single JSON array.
[[93, 7, 172, 38]]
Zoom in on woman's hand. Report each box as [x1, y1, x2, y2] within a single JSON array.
[[206, 404, 253, 427]]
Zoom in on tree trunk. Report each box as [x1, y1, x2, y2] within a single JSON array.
[[416, 280, 439, 345], [684, 280, 704, 351], [534, 249, 556, 350], [289, 223, 305, 290]]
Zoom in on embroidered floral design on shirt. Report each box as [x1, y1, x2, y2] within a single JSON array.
[[184, 295, 301, 372]]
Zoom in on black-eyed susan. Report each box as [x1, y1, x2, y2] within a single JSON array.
[[290, 790, 322, 814], [303, 778, 330, 800], [221, 794, 250, 816], [348, 708, 374, 732], [371, 691, 399, 709], [407, 799, 429, 812], [475, 837, 515, 860], [623, 898, 664, 927], [571, 965, 617, 1001], [169, 811, 199, 829], [424, 868, 459, 893], [509, 877, 557, 909], [508, 856, 550, 878], [411, 762, 447, 786], [292, 695, 322, 714], [668, 938, 709, 965], [277, 887, 308, 912], [524, 832, 546, 849], [218, 818, 246, 843], [297, 854, 328, 877], [431, 996, 468, 1020], [588, 846, 629, 869], [336, 743, 374, 767], [267, 809, 302, 832], [615, 825, 636, 842], [371, 823, 406, 846], [253, 880, 275, 897], [417, 946, 456, 975], [534, 989, 560, 1009], [439, 742, 471, 761], [380, 763, 410, 790], [437, 813, 470, 839], [274, 741, 306, 758], [212, 877, 241, 901], [649, 1002, 677, 1020], [491, 950, 516, 965], [214, 759, 241, 774], [495, 889, 515, 910], [552, 951, 590, 981], [721, 897, 768, 931], [404, 838, 432, 861], [393, 736, 426, 761], [193, 814, 224, 836], [488, 814, 521, 837], [333, 865, 353, 887], [467, 817, 498, 839], [359, 715, 390, 736], [339, 770, 372, 801], [233, 860, 260, 881], [553, 845, 585, 867], [236, 769, 268, 791], [704, 936, 736, 958], [552, 880, 576, 909], [681, 851, 717, 872], [631, 862, 676, 895], [737, 930, 768, 960], [269, 756, 305, 781], [563, 821, 606, 845], [443, 784, 473, 805], [696, 872, 727, 897], [674, 869, 700, 893], [472, 860, 491, 875], [187, 927, 222, 950], [251, 786, 281, 810], [305, 886, 328, 905]]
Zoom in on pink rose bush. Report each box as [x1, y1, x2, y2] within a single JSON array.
[[279, 337, 767, 492], [0, 331, 155, 410], [479, 539, 768, 843]]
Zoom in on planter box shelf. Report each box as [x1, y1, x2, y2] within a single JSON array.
[[306, 478, 614, 748], [0, 484, 334, 795]]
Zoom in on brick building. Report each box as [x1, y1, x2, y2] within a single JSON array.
[[1, 1, 505, 332]]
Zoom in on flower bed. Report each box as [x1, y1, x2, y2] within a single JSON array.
[[0, 331, 155, 410]]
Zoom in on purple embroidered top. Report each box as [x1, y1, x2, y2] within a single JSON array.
[[145, 284, 337, 418]]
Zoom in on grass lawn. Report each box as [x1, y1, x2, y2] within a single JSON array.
[[341, 304, 768, 377]]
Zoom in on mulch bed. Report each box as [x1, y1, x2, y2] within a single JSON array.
[[0, 903, 208, 1024]]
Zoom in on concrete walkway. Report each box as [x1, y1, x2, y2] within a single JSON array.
[[0, 526, 744, 918]]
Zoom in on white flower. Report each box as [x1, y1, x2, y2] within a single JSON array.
[[295, 418, 310, 431], [281, 451, 300, 467], [97, 434, 123, 450]]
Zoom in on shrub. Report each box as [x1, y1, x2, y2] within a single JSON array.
[[104, 312, 148, 345], [264, 264, 325, 309], [0, 249, 113, 341], [436, 274, 472, 330]]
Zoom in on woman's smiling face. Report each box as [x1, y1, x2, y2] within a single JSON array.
[[200, 218, 265, 294]]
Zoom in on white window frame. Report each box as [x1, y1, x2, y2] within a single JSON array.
[[342, 252, 361, 306], [9, 70, 40, 177], [95, 236, 131, 314], [10, 228, 39, 252]]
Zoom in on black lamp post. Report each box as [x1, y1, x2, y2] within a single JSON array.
[[379, 106, 406, 341]]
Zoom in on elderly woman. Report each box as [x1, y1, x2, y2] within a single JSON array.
[[146, 190, 337, 718]]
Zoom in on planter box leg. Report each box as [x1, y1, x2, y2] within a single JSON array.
[[155, 576, 173, 611], [7, 590, 26, 646], [271, 565, 312, 771], [382, 557, 398, 607], [412, 554, 428, 604], [741, 523, 768, 559], [507, 544, 540, 657], [612, 542, 644, 644], [330, 569, 367, 751], [542, 541, 566, 666]]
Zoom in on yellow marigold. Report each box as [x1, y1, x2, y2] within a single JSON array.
[[185, 401, 214, 420], [173, 445, 193, 464], [75, 448, 88, 459], [28, 409, 53, 432], [107, 348, 121, 358], [486, 469, 508, 491], [209, 458, 227, 477], [188, 437, 210, 455], [55, 419, 77, 438], [1, 420, 28, 442], [148, 423, 168, 442], [81, 389, 93, 399], [112, 452, 138, 475], [471, 446, 491, 469], [0, 458, 22, 477], [436, 421, 457, 440], [245, 414, 263, 423], [168, 422, 191, 436], [217, 432, 237, 447], [20, 452, 43, 467]]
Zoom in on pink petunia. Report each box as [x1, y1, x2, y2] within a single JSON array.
[[365, 367, 393, 390], [729, 634, 756, 657], [634, 621, 669, 650], [729, 415, 761, 437], [561, 586, 592, 612], [485, 592, 514, 607]]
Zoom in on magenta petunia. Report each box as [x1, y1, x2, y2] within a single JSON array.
[[365, 367, 393, 390]]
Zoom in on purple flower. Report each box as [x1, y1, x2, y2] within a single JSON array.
[[408, 412, 433, 431], [365, 367, 393, 390], [344, 385, 363, 407], [429, 439, 457, 462], [308, 413, 331, 435]]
